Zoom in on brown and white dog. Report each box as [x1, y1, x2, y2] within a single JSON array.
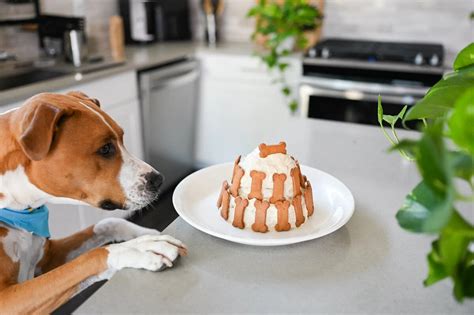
[[0, 92, 187, 313]]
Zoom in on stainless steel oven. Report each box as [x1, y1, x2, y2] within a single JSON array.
[[299, 74, 428, 128], [301, 39, 445, 128]]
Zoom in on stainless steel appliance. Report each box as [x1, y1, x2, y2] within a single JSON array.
[[139, 59, 200, 192], [63, 29, 88, 67], [301, 38, 444, 128], [38, 15, 86, 59], [119, 0, 191, 44]]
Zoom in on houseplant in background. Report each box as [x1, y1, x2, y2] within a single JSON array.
[[378, 42, 474, 302], [247, 0, 323, 112]]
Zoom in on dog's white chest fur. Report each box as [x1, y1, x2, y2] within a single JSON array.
[[0, 223, 46, 283]]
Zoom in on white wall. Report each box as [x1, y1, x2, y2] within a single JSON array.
[[3, 0, 471, 60], [322, 0, 474, 57], [207, 0, 473, 57]]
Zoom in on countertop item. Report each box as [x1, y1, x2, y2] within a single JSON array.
[[173, 163, 354, 246], [109, 16, 126, 62], [76, 119, 473, 314]]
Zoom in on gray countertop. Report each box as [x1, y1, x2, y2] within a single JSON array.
[[0, 41, 259, 107], [77, 119, 473, 314]]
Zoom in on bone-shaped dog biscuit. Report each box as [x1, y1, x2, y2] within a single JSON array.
[[252, 200, 270, 233], [290, 167, 302, 197], [270, 173, 286, 203], [217, 180, 229, 208], [292, 195, 305, 227], [230, 165, 244, 197], [232, 155, 241, 180], [304, 181, 314, 216], [259, 141, 287, 158], [232, 197, 249, 229], [274, 200, 291, 232], [220, 188, 231, 220], [296, 161, 305, 188], [248, 170, 266, 200]]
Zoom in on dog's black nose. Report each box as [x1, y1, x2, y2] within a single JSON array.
[[145, 172, 164, 192]]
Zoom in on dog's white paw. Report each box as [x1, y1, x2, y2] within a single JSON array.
[[106, 234, 188, 272], [95, 218, 160, 243]]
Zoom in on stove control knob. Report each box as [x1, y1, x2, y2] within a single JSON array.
[[430, 54, 440, 66], [308, 48, 317, 58], [321, 47, 330, 59], [414, 53, 424, 65]]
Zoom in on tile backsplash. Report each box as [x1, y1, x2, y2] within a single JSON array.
[[1, 0, 472, 62]]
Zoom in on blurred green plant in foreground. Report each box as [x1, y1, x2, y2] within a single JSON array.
[[378, 43, 474, 302]]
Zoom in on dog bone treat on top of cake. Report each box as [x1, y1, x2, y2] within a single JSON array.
[[217, 141, 314, 233]]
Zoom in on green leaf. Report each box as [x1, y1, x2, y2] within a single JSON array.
[[246, 7, 261, 17], [382, 105, 407, 128], [424, 212, 474, 300], [416, 121, 451, 194], [448, 87, 474, 155], [282, 86, 291, 96], [439, 211, 474, 301], [377, 95, 383, 124], [382, 114, 397, 126], [389, 139, 419, 157], [278, 63, 289, 72], [448, 151, 474, 183], [424, 240, 448, 286], [453, 43, 474, 71], [460, 253, 474, 298], [439, 211, 473, 275], [397, 105, 408, 120], [289, 99, 298, 112], [404, 65, 474, 121], [261, 3, 281, 18], [396, 181, 454, 233]]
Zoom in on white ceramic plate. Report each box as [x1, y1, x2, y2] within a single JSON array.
[[173, 163, 355, 246]]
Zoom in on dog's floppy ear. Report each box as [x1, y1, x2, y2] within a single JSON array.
[[67, 91, 101, 108], [19, 102, 73, 161]]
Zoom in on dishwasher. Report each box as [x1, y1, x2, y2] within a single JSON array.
[[139, 58, 200, 192]]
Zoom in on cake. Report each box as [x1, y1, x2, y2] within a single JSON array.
[[217, 142, 314, 233]]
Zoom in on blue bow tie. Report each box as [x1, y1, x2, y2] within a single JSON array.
[[0, 205, 50, 238]]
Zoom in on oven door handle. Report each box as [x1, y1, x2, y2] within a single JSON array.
[[300, 77, 429, 97], [299, 83, 422, 118]]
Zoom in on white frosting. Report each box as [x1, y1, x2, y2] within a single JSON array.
[[222, 146, 312, 232], [238, 147, 297, 200], [226, 194, 308, 232]]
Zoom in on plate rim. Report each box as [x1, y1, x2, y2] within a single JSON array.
[[172, 163, 355, 246]]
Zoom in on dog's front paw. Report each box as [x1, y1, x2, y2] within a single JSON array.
[[95, 217, 161, 243], [106, 235, 187, 272]]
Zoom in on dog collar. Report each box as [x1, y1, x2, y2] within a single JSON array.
[[0, 205, 50, 238]]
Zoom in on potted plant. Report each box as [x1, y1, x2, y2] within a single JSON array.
[[378, 42, 474, 302], [247, 0, 323, 112]]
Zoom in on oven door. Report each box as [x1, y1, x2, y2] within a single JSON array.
[[299, 77, 427, 128]]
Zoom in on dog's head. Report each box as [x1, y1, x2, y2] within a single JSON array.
[[8, 92, 162, 211]]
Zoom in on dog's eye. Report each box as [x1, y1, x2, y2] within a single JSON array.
[[97, 142, 116, 158]]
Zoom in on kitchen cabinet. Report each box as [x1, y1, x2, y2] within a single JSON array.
[[194, 52, 301, 167], [0, 71, 143, 238]]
